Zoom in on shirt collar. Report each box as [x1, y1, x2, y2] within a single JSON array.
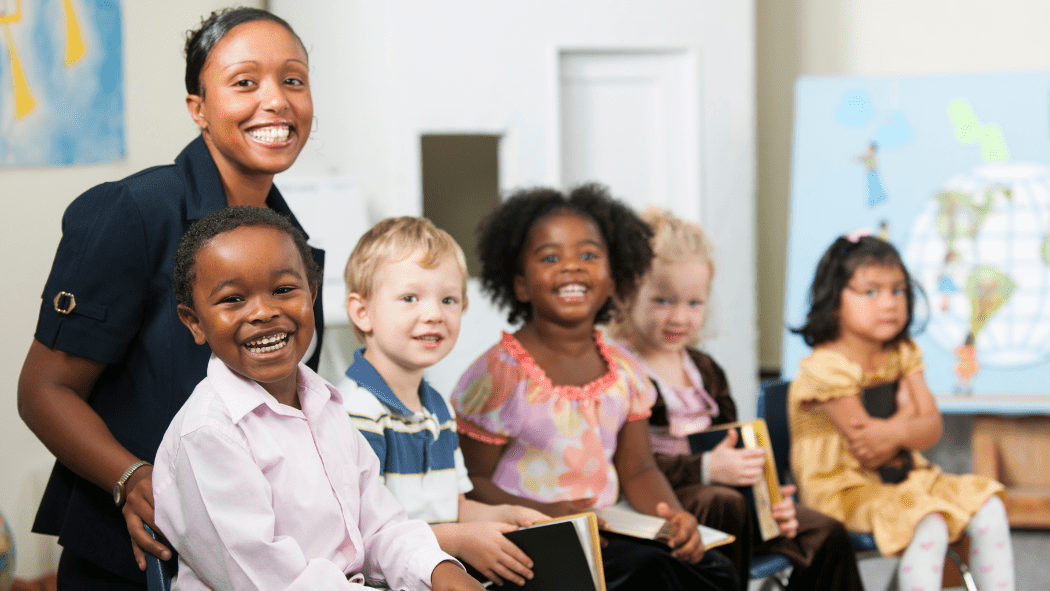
[[207, 355, 341, 424], [177, 135, 311, 241], [344, 348, 449, 422]]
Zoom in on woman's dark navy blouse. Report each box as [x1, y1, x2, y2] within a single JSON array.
[[31, 135, 325, 582]]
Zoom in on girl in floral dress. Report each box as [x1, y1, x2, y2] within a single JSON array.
[[452, 184, 738, 591]]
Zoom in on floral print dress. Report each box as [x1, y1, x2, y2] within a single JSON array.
[[452, 330, 655, 507]]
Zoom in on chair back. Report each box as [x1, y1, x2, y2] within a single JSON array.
[[144, 524, 175, 591], [757, 380, 792, 485]]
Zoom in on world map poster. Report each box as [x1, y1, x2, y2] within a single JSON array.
[[0, 0, 123, 166], [782, 72, 1050, 411]]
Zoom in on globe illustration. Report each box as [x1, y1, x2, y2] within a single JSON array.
[[904, 162, 1050, 377], [0, 508, 13, 591]]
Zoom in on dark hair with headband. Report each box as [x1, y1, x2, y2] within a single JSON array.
[[184, 7, 305, 96], [792, 234, 920, 347]]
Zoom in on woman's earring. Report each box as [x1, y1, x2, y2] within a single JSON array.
[[311, 115, 319, 137]]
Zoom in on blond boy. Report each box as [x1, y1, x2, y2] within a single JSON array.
[[338, 217, 546, 586]]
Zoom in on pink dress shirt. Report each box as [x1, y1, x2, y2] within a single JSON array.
[[154, 356, 455, 590]]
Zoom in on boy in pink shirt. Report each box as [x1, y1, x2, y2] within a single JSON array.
[[153, 206, 483, 590]]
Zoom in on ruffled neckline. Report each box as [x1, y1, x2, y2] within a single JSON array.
[[500, 330, 619, 400]]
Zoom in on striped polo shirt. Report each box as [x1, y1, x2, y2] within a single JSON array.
[[338, 349, 472, 524]]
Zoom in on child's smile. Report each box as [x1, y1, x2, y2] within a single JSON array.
[[514, 211, 614, 325], [178, 225, 315, 406]]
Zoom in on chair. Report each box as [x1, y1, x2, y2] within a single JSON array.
[[757, 380, 977, 591], [749, 552, 792, 590], [144, 524, 175, 591]]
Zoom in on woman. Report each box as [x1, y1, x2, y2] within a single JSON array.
[[17, 8, 324, 589]]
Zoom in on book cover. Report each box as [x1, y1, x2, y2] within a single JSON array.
[[686, 418, 783, 541], [860, 381, 913, 484], [593, 503, 735, 550], [470, 512, 605, 590]]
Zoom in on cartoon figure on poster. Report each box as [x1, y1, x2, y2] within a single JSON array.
[[784, 73, 1050, 402]]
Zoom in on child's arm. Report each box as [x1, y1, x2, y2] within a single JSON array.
[[155, 427, 360, 589], [614, 418, 706, 564], [822, 370, 943, 469]]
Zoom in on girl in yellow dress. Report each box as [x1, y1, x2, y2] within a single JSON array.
[[789, 234, 1012, 591]]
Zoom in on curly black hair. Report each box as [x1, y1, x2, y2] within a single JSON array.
[[174, 206, 323, 309], [476, 183, 653, 325], [792, 235, 920, 347]]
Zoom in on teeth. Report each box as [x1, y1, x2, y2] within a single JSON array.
[[249, 125, 290, 143], [558, 284, 586, 296], [245, 333, 288, 353], [417, 335, 440, 342]]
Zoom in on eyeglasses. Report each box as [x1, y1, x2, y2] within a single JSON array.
[[844, 284, 908, 299]]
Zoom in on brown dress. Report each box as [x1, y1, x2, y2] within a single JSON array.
[[653, 349, 865, 591], [789, 341, 1003, 556]]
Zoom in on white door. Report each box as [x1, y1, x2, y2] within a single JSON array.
[[560, 50, 700, 222]]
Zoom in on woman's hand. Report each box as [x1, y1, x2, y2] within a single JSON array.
[[431, 560, 487, 591], [656, 502, 705, 564], [121, 467, 172, 569], [771, 485, 798, 539], [845, 416, 904, 469], [707, 429, 767, 486], [451, 522, 534, 587]]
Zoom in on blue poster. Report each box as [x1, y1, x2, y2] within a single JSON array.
[[783, 72, 1050, 411], [0, 0, 123, 166]]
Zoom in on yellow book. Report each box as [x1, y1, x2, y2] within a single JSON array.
[[687, 418, 784, 541]]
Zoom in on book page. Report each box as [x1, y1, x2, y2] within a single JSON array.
[[566, 515, 600, 586], [594, 503, 734, 549]]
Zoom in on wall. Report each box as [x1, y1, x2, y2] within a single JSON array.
[[0, 1, 262, 578], [274, 0, 759, 412], [757, 0, 1050, 370]]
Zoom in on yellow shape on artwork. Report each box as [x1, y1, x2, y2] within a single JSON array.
[[3, 22, 35, 119], [0, 0, 22, 24], [63, 0, 85, 66]]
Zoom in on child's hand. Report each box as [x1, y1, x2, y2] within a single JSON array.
[[655, 502, 705, 564], [544, 496, 597, 518], [846, 417, 904, 469], [454, 522, 534, 587], [708, 429, 767, 486], [431, 560, 487, 591], [771, 485, 798, 539], [494, 504, 549, 528]]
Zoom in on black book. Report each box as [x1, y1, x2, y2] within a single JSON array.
[[466, 513, 605, 590], [861, 381, 913, 484]]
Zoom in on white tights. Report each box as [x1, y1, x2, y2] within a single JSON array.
[[897, 495, 1014, 591]]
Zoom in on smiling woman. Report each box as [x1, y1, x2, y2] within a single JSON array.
[[15, 8, 325, 590]]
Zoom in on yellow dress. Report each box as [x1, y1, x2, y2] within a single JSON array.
[[788, 340, 1003, 556]]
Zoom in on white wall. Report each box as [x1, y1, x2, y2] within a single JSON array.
[[757, 0, 1050, 370], [0, 1, 262, 578], [274, 0, 759, 413]]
